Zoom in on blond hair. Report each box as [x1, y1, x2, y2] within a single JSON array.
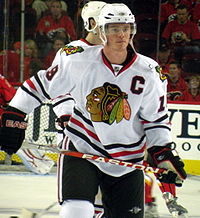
[[24, 39, 38, 58]]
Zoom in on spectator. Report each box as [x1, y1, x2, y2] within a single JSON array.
[[0, 42, 20, 83], [191, 0, 200, 30], [160, 0, 180, 24], [160, 0, 192, 24], [32, 0, 49, 20], [178, 75, 200, 101], [162, 4, 200, 46], [23, 39, 43, 81], [36, 0, 77, 57], [166, 61, 188, 100], [44, 37, 67, 69], [156, 43, 174, 74], [162, 4, 200, 61], [32, 0, 68, 20], [13, 41, 21, 55]]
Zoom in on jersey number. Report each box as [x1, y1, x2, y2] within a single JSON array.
[[46, 65, 58, 81], [158, 95, 165, 112]]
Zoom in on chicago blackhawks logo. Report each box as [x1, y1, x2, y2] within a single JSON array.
[[61, 45, 84, 56], [86, 82, 131, 125]]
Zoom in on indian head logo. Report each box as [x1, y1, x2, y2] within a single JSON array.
[[86, 82, 131, 125], [61, 45, 84, 56]]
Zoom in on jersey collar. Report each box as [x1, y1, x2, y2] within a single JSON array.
[[101, 45, 138, 76]]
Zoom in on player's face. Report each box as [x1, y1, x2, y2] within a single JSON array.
[[105, 23, 131, 50]]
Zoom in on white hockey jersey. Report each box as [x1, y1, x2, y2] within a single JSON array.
[[10, 44, 172, 176]]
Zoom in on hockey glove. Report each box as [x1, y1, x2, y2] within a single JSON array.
[[0, 106, 27, 155], [148, 144, 187, 187], [56, 115, 71, 129]]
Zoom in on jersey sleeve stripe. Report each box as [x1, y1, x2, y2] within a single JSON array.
[[139, 113, 169, 123], [144, 125, 171, 131], [26, 79, 37, 91], [52, 97, 74, 108], [34, 74, 51, 100], [21, 85, 43, 104], [154, 114, 169, 122]]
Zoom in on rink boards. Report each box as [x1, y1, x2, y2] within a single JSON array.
[[168, 102, 200, 175]]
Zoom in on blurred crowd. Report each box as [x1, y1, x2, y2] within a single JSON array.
[[0, 0, 199, 102]]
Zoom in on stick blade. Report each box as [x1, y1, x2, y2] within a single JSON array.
[[20, 208, 37, 218]]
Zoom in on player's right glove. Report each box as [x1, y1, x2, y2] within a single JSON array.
[[147, 144, 187, 187], [0, 106, 27, 155], [56, 115, 71, 129]]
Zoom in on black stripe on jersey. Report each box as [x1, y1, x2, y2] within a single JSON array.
[[66, 125, 112, 158], [144, 125, 171, 131], [34, 74, 51, 99], [74, 107, 93, 127], [139, 114, 168, 122], [52, 97, 74, 108], [104, 135, 146, 150], [127, 156, 144, 163], [154, 114, 169, 122], [21, 85, 42, 104], [67, 138, 144, 164]]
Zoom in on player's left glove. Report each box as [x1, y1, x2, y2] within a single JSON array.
[[0, 106, 27, 155], [56, 115, 71, 129], [148, 144, 187, 187]]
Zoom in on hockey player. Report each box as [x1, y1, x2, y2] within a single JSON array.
[[0, 3, 187, 218], [0, 74, 54, 173], [55, 3, 188, 217]]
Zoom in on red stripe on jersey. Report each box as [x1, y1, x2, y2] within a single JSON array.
[[110, 144, 146, 158], [26, 79, 37, 91], [102, 50, 114, 73], [141, 120, 150, 124], [70, 117, 100, 142]]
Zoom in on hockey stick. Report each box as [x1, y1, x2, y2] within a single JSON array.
[[21, 201, 57, 218], [21, 140, 167, 174]]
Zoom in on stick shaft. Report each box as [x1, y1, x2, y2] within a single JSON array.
[[21, 141, 166, 174]]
